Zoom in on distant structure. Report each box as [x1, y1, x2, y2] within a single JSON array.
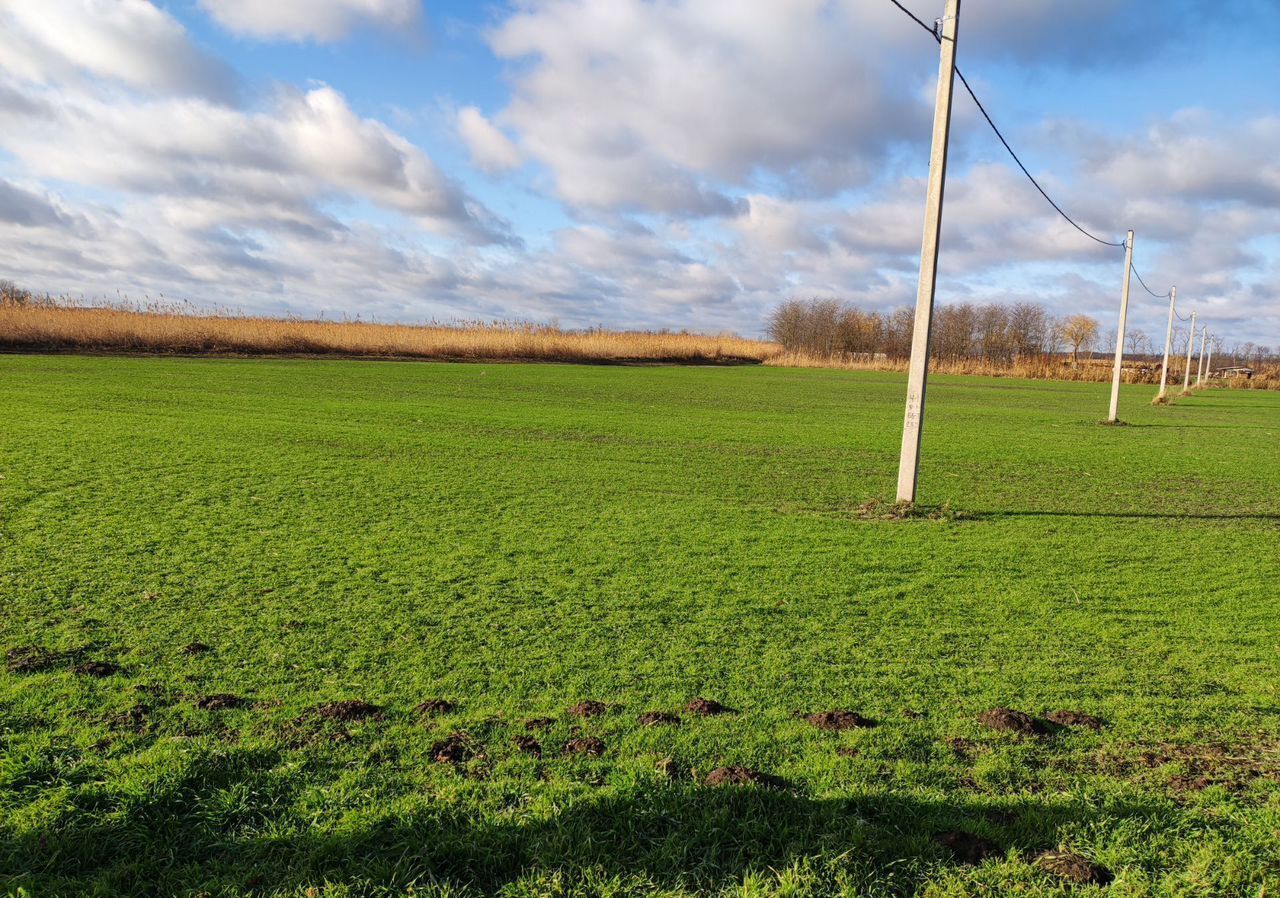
[[1214, 366, 1255, 380]]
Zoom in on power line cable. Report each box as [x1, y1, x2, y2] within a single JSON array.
[[1129, 262, 1171, 300], [886, 0, 1128, 249], [886, 0, 937, 36]]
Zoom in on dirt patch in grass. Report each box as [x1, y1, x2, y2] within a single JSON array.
[[524, 717, 556, 731], [836, 746, 860, 758], [857, 498, 971, 522], [567, 700, 608, 719], [637, 711, 681, 727], [110, 704, 152, 734], [1086, 738, 1280, 794], [703, 766, 786, 789], [1045, 710, 1103, 731], [312, 700, 382, 722], [432, 732, 478, 765], [180, 642, 212, 656], [73, 660, 122, 678], [947, 737, 984, 758], [6, 646, 71, 673], [685, 697, 736, 716], [977, 708, 1043, 736], [563, 736, 606, 757], [804, 710, 875, 731], [934, 831, 1000, 865], [512, 735, 542, 757], [415, 699, 456, 716], [195, 694, 248, 711], [1033, 850, 1112, 885]]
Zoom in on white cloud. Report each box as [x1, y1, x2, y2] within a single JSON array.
[[489, 0, 930, 215], [457, 106, 522, 174], [0, 82, 512, 245], [198, 0, 423, 43], [0, 0, 235, 101]]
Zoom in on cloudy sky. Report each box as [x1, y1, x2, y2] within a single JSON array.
[[1, 0, 1277, 345]]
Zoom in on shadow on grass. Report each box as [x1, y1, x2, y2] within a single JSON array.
[[2, 748, 1168, 896]]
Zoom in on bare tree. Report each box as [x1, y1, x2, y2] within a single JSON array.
[[1126, 328, 1149, 357]]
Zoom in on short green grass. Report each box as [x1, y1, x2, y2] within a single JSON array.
[[2, 355, 1279, 897]]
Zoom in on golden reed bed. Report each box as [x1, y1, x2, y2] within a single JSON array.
[[765, 351, 1277, 391], [0, 303, 776, 365], [1, 300, 1274, 390]]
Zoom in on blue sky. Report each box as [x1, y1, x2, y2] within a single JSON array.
[[1, 0, 1277, 350]]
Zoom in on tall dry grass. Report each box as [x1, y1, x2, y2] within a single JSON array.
[[2, 296, 1277, 390], [764, 350, 1174, 384], [0, 300, 776, 364]]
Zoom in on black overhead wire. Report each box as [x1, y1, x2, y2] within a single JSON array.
[[1129, 262, 1171, 300], [887, 0, 1128, 249], [887, 0, 936, 35]]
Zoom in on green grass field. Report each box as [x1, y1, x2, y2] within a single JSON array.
[[2, 355, 1278, 897]]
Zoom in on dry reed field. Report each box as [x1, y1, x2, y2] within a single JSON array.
[[2, 296, 1275, 389], [762, 350, 1279, 390], [0, 299, 776, 365]]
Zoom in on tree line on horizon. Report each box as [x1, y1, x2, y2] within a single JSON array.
[[767, 297, 1277, 371]]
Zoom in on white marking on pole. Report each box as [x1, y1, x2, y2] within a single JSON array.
[[1181, 312, 1196, 393], [1107, 230, 1136, 423], [1157, 287, 1176, 401], [896, 0, 961, 506]]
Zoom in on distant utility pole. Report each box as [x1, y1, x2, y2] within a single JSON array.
[[1181, 311, 1197, 393], [1157, 286, 1176, 401], [1197, 327, 1208, 385], [896, 0, 961, 505], [1206, 339, 1214, 382], [1107, 230, 1136, 423]]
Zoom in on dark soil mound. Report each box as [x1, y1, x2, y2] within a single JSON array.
[[415, 699, 456, 716], [977, 707, 1041, 735], [1033, 850, 1113, 885], [934, 830, 1000, 865], [195, 694, 247, 711], [524, 717, 556, 731], [1168, 774, 1211, 793], [73, 661, 121, 678], [512, 735, 542, 757], [313, 700, 381, 722], [7, 646, 66, 673], [563, 736, 606, 757], [1045, 710, 1103, 731], [180, 642, 212, 656], [703, 766, 786, 789], [685, 697, 735, 716], [637, 711, 681, 727], [804, 710, 874, 731], [567, 700, 608, 718], [432, 732, 476, 765]]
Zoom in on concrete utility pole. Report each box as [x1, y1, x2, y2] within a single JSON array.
[[1206, 339, 1214, 382], [1197, 327, 1208, 385], [1181, 311, 1197, 393], [1157, 287, 1176, 401], [896, 0, 961, 505], [1107, 230, 1136, 423]]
